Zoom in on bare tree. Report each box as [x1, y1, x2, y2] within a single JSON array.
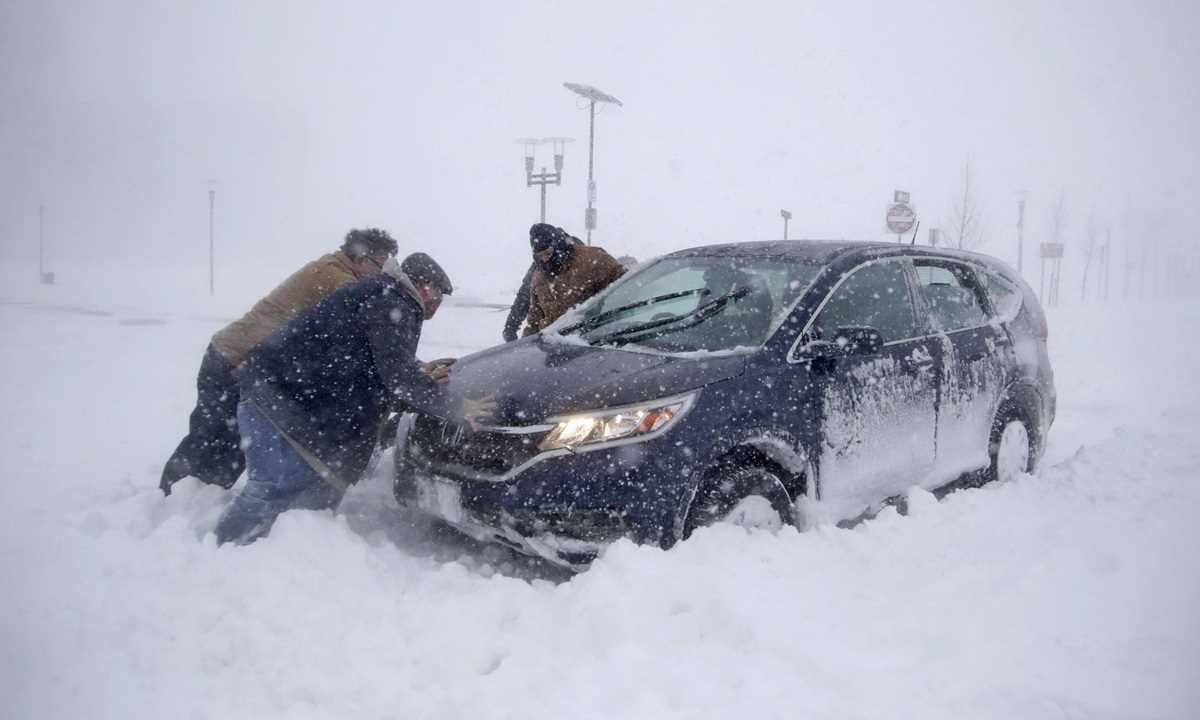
[[947, 161, 985, 250]]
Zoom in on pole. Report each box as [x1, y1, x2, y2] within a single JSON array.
[[539, 166, 547, 222], [1017, 197, 1026, 275], [585, 100, 596, 245], [1103, 229, 1111, 301], [1040, 253, 1046, 302], [38, 204, 45, 279], [208, 186, 215, 296], [783, 216, 789, 240]]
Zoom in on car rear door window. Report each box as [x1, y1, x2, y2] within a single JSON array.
[[914, 262, 989, 332], [982, 271, 1022, 322], [812, 260, 919, 343]]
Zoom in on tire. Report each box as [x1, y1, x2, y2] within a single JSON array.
[[683, 464, 795, 538], [984, 407, 1034, 485]]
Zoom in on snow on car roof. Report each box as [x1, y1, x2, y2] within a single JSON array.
[[664, 240, 891, 263]]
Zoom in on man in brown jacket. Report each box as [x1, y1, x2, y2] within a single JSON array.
[[523, 223, 626, 336], [159, 228, 399, 495]]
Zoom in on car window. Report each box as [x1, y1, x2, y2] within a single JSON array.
[[982, 271, 1022, 322], [913, 261, 989, 332], [811, 260, 919, 343]]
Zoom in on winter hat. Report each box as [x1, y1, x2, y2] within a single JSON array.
[[530, 223, 571, 252], [400, 252, 454, 295]]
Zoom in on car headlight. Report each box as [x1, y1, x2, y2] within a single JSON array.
[[538, 392, 697, 452]]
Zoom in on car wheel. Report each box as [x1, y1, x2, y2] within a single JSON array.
[[684, 464, 794, 538], [985, 409, 1033, 484]]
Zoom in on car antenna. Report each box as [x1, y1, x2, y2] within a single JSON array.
[[909, 220, 921, 245]]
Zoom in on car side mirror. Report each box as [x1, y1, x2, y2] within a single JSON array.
[[799, 325, 884, 359], [834, 326, 884, 355]]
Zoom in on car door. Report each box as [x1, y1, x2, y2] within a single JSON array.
[[912, 258, 1010, 481], [790, 257, 940, 519]]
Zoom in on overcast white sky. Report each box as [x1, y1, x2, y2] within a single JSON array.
[[2, 0, 1197, 294]]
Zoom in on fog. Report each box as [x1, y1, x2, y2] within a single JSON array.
[[2, 0, 1198, 295]]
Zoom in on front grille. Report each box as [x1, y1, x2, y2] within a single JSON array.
[[408, 414, 544, 478]]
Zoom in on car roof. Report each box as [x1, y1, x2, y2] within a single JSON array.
[[664, 240, 883, 263], [663, 239, 1014, 273]]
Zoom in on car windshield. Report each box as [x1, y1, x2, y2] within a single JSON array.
[[560, 255, 821, 352]]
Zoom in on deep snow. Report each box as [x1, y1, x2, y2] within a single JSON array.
[[1, 260, 1198, 719]]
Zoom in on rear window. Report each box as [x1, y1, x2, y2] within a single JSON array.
[[982, 270, 1023, 322]]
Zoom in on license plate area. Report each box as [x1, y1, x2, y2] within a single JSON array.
[[416, 476, 464, 524]]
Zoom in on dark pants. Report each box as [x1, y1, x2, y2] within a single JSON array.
[[214, 400, 345, 545], [160, 343, 245, 494]]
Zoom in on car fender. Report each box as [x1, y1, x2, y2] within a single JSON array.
[[667, 426, 814, 545], [995, 379, 1047, 460]]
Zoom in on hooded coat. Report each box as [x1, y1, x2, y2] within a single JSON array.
[[524, 245, 626, 335], [238, 264, 446, 486]]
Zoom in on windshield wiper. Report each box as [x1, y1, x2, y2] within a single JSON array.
[[558, 288, 709, 335], [587, 288, 749, 347]]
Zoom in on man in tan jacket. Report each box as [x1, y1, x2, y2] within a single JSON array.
[[159, 228, 399, 495], [523, 223, 626, 336]]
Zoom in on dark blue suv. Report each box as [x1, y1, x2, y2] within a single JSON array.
[[394, 241, 1055, 570]]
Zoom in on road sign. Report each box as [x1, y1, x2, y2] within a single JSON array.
[[886, 202, 916, 233], [894, 190, 910, 204], [1040, 242, 1064, 259]]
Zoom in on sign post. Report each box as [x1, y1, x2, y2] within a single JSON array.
[[1040, 242, 1064, 306], [886, 192, 916, 243]]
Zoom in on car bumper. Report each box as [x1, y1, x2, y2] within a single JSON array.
[[395, 433, 689, 570], [400, 462, 629, 570]]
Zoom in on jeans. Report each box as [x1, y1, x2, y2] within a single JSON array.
[[214, 399, 345, 545]]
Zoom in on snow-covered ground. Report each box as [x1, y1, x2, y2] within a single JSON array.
[[2, 261, 1198, 719]]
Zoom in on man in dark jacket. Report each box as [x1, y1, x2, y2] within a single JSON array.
[[160, 227, 399, 495], [523, 223, 626, 336], [213, 252, 489, 545], [501, 232, 587, 342]]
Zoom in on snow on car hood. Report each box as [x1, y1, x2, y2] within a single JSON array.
[[441, 335, 747, 424]]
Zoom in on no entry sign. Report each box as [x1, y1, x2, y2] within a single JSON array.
[[886, 203, 916, 234]]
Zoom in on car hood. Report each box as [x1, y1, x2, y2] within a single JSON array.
[[440, 336, 748, 424]]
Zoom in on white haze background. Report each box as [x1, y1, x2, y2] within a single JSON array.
[[3, 0, 1198, 289], [2, 1, 1200, 719]]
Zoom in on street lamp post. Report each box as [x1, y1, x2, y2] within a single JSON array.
[[780, 209, 792, 240], [208, 181, 215, 296], [1016, 190, 1029, 276], [518, 137, 572, 222], [564, 82, 622, 245], [38, 204, 45, 281]]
